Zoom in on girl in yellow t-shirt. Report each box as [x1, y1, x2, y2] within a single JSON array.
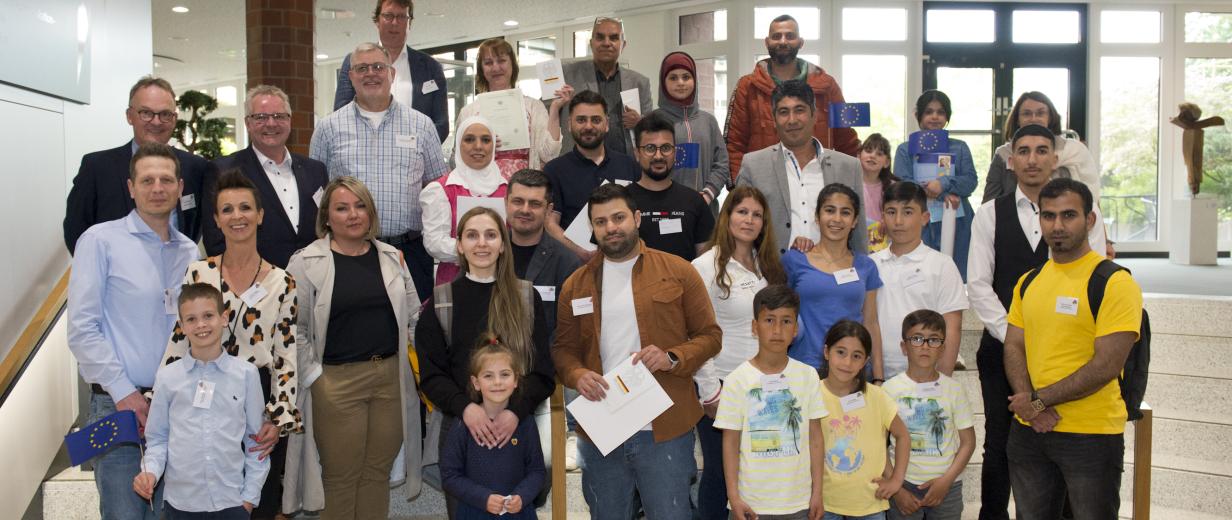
[[819, 320, 912, 519]]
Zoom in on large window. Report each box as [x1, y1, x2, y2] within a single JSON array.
[[1100, 57, 1160, 242], [1185, 57, 1232, 247], [841, 55, 906, 142], [754, 7, 821, 39]]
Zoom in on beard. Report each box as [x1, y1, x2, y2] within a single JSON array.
[[598, 228, 639, 259], [643, 162, 672, 181], [770, 44, 799, 65], [1049, 232, 1086, 254], [572, 129, 605, 150]]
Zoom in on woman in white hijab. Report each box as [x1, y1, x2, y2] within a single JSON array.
[[421, 115, 509, 286]]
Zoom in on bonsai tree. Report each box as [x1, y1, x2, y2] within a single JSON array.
[[173, 90, 228, 160]]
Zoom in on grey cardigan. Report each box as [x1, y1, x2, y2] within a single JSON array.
[[282, 237, 423, 512], [735, 143, 868, 254]]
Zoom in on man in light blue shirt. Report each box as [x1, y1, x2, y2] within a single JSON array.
[[136, 283, 268, 516], [67, 142, 200, 519], [310, 42, 448, 302]]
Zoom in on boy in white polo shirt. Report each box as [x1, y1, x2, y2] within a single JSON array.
[[873, 182, 968, 379]]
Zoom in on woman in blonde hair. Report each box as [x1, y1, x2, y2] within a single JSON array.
[[283, 176, 423, 519], [415, 207, 553, 518], [456, 37, 573, 176]]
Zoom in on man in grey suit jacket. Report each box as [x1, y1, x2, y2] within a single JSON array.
[[736, 79, 867, 254], [557, 17, 653, 156]]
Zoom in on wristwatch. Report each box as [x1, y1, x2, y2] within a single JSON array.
[[1029, 391, 1046, 414], [667, 352, 680, 370]]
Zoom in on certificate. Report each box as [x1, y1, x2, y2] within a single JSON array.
[[476, 89, 530, 151], [455, 196, 507, 227], [566, 355, 673, 456], [620, 88, 642, 115], [536, 59, 566, 101], [912, 154, 966, 223]]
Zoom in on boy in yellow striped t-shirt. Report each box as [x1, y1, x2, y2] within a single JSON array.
[[715, 285, 827, 519], [882, 310, 976, 519]]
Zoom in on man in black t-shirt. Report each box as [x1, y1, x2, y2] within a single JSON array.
[[627, 114, 714, 261]]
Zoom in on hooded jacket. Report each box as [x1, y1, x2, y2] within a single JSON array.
[[654, 52, 730, 199]]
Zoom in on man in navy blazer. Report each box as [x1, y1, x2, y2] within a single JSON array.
[[203, 85, 328, 268], [63, 76, 208, 254], [333, 0, 449, 143]]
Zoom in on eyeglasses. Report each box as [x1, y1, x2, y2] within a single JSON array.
[[639, 144, 675, 156], [379, 13, 411, 23], [351, 63, 390, 75], [906, 335, 945, 348], [133, 109, 177, 123], [247, 112, 292, 123]]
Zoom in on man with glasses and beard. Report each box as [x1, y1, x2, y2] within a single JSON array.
[[553, 182, 720, 520], [725, 14, 861, 178], [64, 76, 209, 253], [626, 113, 715, 262], [543, 90, 641, 260]]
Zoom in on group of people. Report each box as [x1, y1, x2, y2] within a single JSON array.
[[60, 2, 1143, 520]]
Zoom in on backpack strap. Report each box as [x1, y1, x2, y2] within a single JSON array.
[[433, 283, 454, 345], [1018, 268, 1042, 300], [1086, 259, 1127, 319]]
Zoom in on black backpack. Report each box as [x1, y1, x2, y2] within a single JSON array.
[[1019, 259, 1151, 421]]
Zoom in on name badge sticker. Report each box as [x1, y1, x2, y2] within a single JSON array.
[[1056, 296, 1079, 316], [761, 373, 788, 393], [571, 297, 594, 316], [396, 134, 417, 148], [916, 381, 943, 398], [240, 284, 269, 308], [834, 267, 860, 285], [312, 187, 324, 207], [903, 268, 926, 288], [180, 194, 196, 211], [840, 391, 866, 412], [659, 218, 683, 235], [164, 289, 178, 315], [534, 285, 556, 302], [193, 380, 216, 409], [421, 80, 439, 94]]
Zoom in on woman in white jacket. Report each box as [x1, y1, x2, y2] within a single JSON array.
[[455, 38, 572, 176], [283, 176, 422, 519]]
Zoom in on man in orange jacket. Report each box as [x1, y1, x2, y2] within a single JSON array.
[[724, 14, 861, 178]]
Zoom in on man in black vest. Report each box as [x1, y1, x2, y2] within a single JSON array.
[[966, 124, 1107, 519], [203, 85, 328, 268]]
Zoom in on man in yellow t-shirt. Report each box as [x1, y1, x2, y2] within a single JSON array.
[[1002, 178, 1142, 520]]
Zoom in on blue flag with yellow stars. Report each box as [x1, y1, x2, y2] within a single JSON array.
[[908, 129, 949, 157], [674, 142, 700, 169], [828, 102, 871, 128], [65, 410, 141, 466]]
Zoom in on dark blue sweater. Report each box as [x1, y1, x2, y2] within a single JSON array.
[[440, 415, 545, 519]]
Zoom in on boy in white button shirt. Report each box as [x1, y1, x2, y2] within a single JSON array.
[[134, 283, 268, 518], [872, 182, 968, 379]]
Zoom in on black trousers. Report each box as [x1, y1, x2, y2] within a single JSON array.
[[977, 332, 1013, 520]]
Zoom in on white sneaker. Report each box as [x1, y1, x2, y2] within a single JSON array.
[[565, 432, 579, 472]]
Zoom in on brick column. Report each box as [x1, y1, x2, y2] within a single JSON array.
[[247, 0, 315, 155]]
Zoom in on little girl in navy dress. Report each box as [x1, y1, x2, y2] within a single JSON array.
[[440, 334, 545, 519]]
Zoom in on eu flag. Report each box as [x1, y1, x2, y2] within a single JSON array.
[[674, 142, 700, 169], [828, 102, 871, 128], [908, 130, 949, 157], [65, 410, 141, 466]]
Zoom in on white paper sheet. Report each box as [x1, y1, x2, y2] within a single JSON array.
[[620, 88, 641, 115], [536, 59, 566, 101], [566, 355, 673, 456], [455, 196, 508, 227], [476, 88, 530, 151], [940, 205, 957, 257], [561, 179, 631, 252]]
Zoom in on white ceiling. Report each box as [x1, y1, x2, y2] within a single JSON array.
[[151, 0, 683, 87]]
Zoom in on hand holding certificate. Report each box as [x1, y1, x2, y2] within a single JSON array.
[[477, 88, 530, 151], [566, 354, 673, 456], [536, 59, 566, 101]]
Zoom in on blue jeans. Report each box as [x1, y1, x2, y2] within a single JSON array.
[[165, 503, 250, 519], [824, 512, 885, 520], [1007, 422, 1124, 520], [695, 416, 727, 520], [921, 213, 972, 282], [579, 429, 696, 520], [886, 480, 964, 520], [89, 393, 163, 520]]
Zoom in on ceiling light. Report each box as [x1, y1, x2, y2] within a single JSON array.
[[171, 6, 189, 14], [503, 20, 519, 27], [316, 54, 329, 59]]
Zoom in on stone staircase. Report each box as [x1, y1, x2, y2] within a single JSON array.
[[35, 296, 1232, 519]]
